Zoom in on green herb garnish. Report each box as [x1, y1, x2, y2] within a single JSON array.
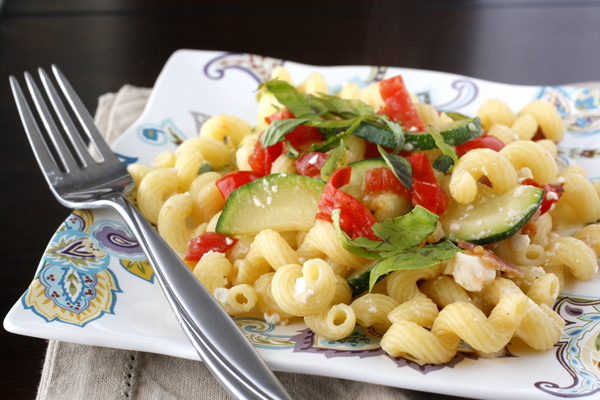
[[332, 206, 460, 291]]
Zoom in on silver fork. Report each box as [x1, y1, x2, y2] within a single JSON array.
[[10, 66, 292, 400]]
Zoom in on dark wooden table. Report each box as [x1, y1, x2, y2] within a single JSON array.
[[2, 1, 600, 399]]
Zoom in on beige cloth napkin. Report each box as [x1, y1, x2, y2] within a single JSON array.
[[35, 85, 464, 400]]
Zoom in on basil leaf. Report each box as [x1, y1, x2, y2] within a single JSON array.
[[320, 141, 348, 181], [340, 206, 440, 259], [260, 115, 371, 149], [261, 80, 377, 121], [381, 117, 406, 153], [368, 240, 460, 290], [260, 80, 326, 119], [428, 125, 458, 165], [331, 209, 382, 260], [284, 140, 300, 158], [308, 115, 369, 153], [317, 94, 374, 119], [371, 206, 439, 251], [261, 118, 313, 147], [378, 145, 412, 190]]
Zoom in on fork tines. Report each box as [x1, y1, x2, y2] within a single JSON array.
[[10, 66, 117, 176]]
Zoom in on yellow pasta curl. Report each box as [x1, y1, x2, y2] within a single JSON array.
[[476, 98, 517, 131], [518, 99, 566, 142], [157, 193, 206, 253], [234, 229, 301, 286], [136, 168, 178, 225], [432, 293, 529, 354], [499, 140, 557, 185], [544, 236, 598, 280], [199, 114, 252, 149], [449, 149, 518, 204], [271, 259, 336, 317], [350, 293, 399, 332], [304, 304, 356, 340]]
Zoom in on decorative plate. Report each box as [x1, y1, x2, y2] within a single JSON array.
[[5, 49, 600, 399]]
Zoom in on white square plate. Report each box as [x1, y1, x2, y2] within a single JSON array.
[[5, 49, 600, 399]]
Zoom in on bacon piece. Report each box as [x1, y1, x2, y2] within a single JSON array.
[[457, 240, 523, 278]]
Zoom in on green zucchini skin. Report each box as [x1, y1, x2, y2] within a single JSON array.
[[346, 263, 382, 298], [440, 184, 544, 246], [403, 117, 482, 151], [215, 173, 325, 236]]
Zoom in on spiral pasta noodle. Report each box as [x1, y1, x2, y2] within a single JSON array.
[[518, 99, 566, 142], [297, 220, 371, 271], [386, 264, 443, 304], [449, 149, 518, 204], [304, 304, 356, 340], [476, 98, 517, 130], [157, 192, 206, 253], [234, 229, 301, 285], [136, 168, 179, 225], [499, 140, 557, 185], [544, 236, 598, 280], [199, 114, 252, 149], [271, 259, 336, 317], [350, 293, 399, 332]]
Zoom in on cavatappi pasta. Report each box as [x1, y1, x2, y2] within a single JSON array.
[[128, 69, 600, 365]]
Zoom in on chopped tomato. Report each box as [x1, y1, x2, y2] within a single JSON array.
[[247, 139, 284, 176], [265, 108, 295, 123], [316, 166, 379, 240], [407, 153, 448, 215], [455, 135, 505, 157], [185, 232, 238, 262], [521, 178, 564, 214], [287, 125, 324, 152], [363, 141, 399, 159], [364, 167, 411, 199], [216, 170, 263, 199], [378, 75, 427, 132], [249, 108, 325, 175], [294, 152, 329, 178]]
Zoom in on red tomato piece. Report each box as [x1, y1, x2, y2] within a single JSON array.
[[265, 107, 295, 123], [247, 140, 284, 176], [286, 125, 323, 152], [407, 153, 448, 215], [364, 167, 411, 199], [521, 178, 564, 214], [185, 232, 238, 261], [378, 75, 427, 132], [316, 166, 379, 240], [216, 170, 264, 199], [455, 135, 506, 157], [294, 152, 330, 178], [363, 141, 398, 159]]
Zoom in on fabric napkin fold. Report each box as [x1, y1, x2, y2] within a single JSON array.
[[35, 84, 457, 400]]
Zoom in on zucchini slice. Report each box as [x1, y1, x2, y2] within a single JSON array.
[[215, 173, 325, 236], [403, 117, 482, 151], [347, 263, 377, 298], [440, 183, 543, 245]]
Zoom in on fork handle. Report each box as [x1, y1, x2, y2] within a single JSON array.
[[107, 195, 292, 400]]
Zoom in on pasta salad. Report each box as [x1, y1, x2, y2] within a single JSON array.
[[127, 67, 600, 365]]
